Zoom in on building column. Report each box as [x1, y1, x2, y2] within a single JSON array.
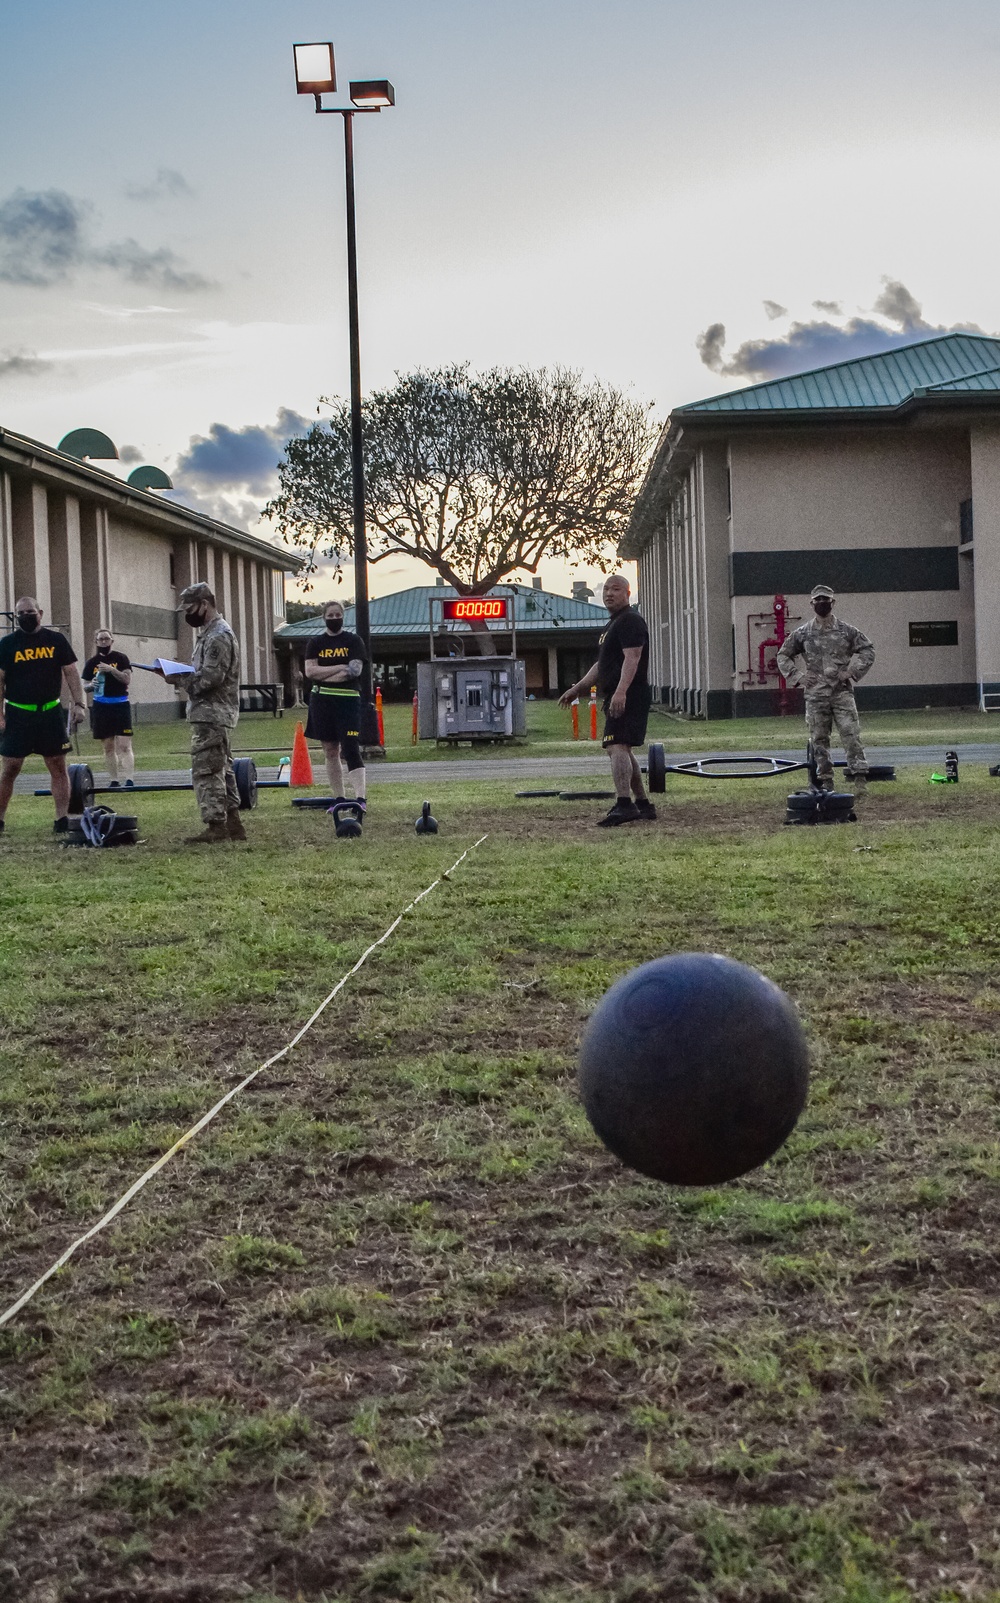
[[248, 561, 261, 682], [258, 566, 275, 679], [48, 493, 86, 650], [970, 426, 1000, 696], [546, 645, 558, 692], [12, 481, 52, 615], [80, 502, 111, 639], [219, 551, 232, 624], [173, 537, 198, 666], [202, 543, 217, 596], [0, 473, 14, 613]]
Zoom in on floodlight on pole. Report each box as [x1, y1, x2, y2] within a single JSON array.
[[349, 80, 395, 108], [293, 42, 336, 96], [293, 45, 395, 752]]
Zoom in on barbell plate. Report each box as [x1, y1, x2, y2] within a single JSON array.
[[647, 742, 666, 793]]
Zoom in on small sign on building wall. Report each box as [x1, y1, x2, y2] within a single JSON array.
[[909, 620, 958, 647]]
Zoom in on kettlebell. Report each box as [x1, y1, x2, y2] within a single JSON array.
[[330, 799, 364, 838], [415, 800, 438, 835]]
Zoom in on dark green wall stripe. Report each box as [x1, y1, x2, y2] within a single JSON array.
[[731, 547, 960, 596], [111, 601, 179, 640]]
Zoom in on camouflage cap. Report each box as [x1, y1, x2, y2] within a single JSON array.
[[810, 584, 835, 600], [177, 582, 214, 608]]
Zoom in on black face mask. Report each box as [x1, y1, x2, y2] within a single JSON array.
[[813, 600, 833, 617], [16, 612, 40, 633], [185, 607, 206, 627], [96, 646, 112, 658], [325, 617, 343, 633]]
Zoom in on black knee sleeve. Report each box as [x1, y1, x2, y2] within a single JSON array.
[[341, 736, 363, 772]]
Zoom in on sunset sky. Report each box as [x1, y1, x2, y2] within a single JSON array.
[[2, 0, 1000, 597]]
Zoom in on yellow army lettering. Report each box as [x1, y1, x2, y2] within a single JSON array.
[[12, 646, 56, 663], [318, 645, 349, 660]]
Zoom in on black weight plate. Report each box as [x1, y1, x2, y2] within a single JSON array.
[[515, 790, 563, 799], [786, 790, 854, 809], [68, 763, 95, 814], [647, 742, 666, 794], [292, 796, 338, 809], [863, 765, 896, 782], [234, 757, 258, 811], [559, 791, 617, 801]]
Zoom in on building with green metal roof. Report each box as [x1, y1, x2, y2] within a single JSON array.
[[274, 581, 610, 702], [621, 332, 1000, 717]]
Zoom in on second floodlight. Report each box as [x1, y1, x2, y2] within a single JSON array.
[[349, 80, 395, 108]]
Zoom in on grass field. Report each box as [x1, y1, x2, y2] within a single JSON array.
[[28, 699, 1000, 780], [3, 774, 1000, 1601]]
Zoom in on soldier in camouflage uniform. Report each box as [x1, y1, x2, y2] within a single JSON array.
[[158, 582, 244, 844], [776, 585, 875, 791]]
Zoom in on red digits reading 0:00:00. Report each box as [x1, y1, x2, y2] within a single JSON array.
[[445, 599, 508, 620]]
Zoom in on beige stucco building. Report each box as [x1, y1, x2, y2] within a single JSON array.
[[622, 333, 1000, 717], [0, 426, 299, 720]]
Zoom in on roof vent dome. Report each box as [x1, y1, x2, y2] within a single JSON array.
[[57, 428, 119, 461], [127, 465, 173, 491]]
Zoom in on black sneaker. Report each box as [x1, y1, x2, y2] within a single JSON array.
[[109, 780, 120, 789], [53, 816, 69, 834], [0, 818, 5, 834], [597, 798, 641, 828], [635, 799, 657, 821], [125, 779, 135, 788]]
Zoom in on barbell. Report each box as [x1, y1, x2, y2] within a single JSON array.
[[37, 759, 261, 814]]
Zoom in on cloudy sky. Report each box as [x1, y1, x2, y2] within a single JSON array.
[[3, 0, 1000, 597]]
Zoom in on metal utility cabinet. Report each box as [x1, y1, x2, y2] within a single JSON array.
[[417, 593, 526, 743]]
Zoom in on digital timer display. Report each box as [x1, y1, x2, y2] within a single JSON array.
[[441, 598, 510, 622]]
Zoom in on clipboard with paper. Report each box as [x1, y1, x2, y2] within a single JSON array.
[[134, 658, 195, 676]]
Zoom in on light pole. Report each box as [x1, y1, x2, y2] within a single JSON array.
[[293, 42, 395, 748]]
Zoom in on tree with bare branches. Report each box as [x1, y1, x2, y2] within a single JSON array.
[[264, 365, 657, 597]]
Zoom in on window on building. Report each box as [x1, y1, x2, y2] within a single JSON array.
[[960, 498, 973, 544], [272, 570, 285, 617], [169, 552, 176, 587]]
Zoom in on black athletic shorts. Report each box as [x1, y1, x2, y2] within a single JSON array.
[[0, 704, 72, 759], [602, 685, 653, 749], [91, 701, 133, 740], [305, 690, 362, 746]]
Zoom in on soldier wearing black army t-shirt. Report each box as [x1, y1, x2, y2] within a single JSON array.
[[0, 596, 87, 835], [303, 600, 368, 807], [559, 574, 655, 827]]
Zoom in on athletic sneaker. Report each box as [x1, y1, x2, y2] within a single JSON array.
[[125, 779, 135, 789], [109, 780, 120, 789], [597, 798, 641, 828], [53, 816, 69, 834], [0, 819, 5, 834], [635, 799, 657, 821]]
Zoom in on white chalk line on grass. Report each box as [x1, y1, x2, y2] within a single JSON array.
[[0, 834, 489, 1330]]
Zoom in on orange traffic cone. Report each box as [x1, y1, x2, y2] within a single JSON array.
[[290, 720, 314, 786]]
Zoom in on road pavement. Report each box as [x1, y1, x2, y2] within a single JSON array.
[[15, 741, 1000, 794]]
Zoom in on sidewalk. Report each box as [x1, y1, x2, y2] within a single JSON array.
[[15, 742, 999, 794]]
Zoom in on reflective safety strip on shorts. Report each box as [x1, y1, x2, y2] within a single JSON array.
[[315, 688, 361, 697], [6, 698, 62, 712]]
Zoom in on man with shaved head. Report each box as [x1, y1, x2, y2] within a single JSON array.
[[0, 598, 86, 835], [559, 574, 655, 826]]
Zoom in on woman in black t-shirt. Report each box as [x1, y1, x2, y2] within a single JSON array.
[[82, 629, 135, 787], [303, 601, 368, 806]]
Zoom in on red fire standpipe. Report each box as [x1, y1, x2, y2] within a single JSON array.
[[755, 593, 791, 714]]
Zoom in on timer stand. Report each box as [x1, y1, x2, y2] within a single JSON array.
[[415, 592, 527, 745]]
